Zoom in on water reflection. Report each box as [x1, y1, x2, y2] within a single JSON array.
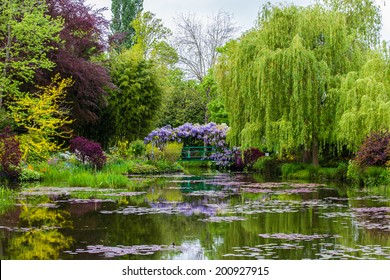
[[3, 197, 73, 259], [0, 173, 389, 260]]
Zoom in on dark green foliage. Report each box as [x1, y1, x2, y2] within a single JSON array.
[[158, 72, 206, 127], [252, 157, 282, 177], [107, 49, 163, 144], [355, 131, 390, 167], [111, 0, 143, 48], [70, 136, 106, 170], [0, 126, 21, 180]]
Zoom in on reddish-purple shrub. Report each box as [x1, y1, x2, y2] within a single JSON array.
[[70, 136, 106, 169], [243, 147, 264, 167], [355, 131, 390, 167], [0, 127, 22, 180]]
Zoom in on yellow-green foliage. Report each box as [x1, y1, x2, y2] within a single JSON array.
[[215, 3, 381, 160], [146, 143, 164, 160], [335, 54, 390, 151], [163, 142, 183, 163], [7, 74, 74, 161]]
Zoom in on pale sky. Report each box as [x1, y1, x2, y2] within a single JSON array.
[[86, 0, 390, 41]]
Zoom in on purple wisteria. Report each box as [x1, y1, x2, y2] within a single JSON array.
[[144, 123, 235, 166]]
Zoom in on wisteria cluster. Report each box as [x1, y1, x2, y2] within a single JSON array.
[[144, 123, 235, 166], [144, 123, 228, 148], [209, 147, 241, 167]]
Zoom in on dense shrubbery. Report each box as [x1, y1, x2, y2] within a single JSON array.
[[0, 127, 22, 180], [243, 148, 264, 167], [70, 136, 106, 170], [346, 132, 390, 186], [355, 131, 390, 167]]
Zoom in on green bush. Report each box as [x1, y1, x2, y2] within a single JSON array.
[[163, 142, 183, 163], [146, 143, 163, 160], [281, 163, 306, 178], [129, 140, 146, 158], [347, 160, 389, 187], [252, 157, 282, 177], [19, 168, 43, 182], [362, 166, 390, 187]]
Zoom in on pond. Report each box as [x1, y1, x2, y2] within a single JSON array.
[[0, 172, 389, 260]]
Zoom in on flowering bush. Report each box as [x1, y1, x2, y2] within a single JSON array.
[[0, 127, 22, 180], [70, 136, 106, 170], [144, 122, 228, 148], [145, 123, 233, 166]]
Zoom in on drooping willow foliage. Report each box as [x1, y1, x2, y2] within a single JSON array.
[[215, 2, 387, 164], [335, 53, 390, 151]]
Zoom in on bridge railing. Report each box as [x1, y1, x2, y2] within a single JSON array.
[[181, 146, 215, 160]]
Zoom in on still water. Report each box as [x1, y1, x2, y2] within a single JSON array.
[[0, 172, 389, 260]]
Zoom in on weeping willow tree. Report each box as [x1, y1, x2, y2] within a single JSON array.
[[216, 2, 381, 165], [334, 52, 390, 151]]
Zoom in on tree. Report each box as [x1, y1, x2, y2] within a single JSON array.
[[157, 70, 206, 128], [131, 11, 176, 64], [216, 2, 382, 165], [111, 0, 143, 48], [174, 10, 237, 82], [7, 74, 74, 161], [0, 0, 62, 108], [106, 48, 164, 144], [334, 53, 390, 151], [39, 0, 113, 132], [174, 11, 237, 123]]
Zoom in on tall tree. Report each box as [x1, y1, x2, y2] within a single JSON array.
[[0, 0, 62, 108], [216, 2, 381, 165], [334, 52, 390, 151], [174, 11, 237, 123], [111, 0, 143, 48], [131, 11, 177, 65], [106, 48, 164, 144], [174, 10, 237, 82], [38, 0, 113, 132]]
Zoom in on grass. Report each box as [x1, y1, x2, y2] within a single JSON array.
[[30, 157, 183, 188], [0, 187, 16, 214], [68, 171, 130, 188]]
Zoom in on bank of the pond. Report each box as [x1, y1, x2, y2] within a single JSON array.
[[248, 158, 389, 187], [11, 159, 182, 188]]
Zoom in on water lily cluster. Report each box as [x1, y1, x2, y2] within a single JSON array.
[[144, 123, 235, 166]]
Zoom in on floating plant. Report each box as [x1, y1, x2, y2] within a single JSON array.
[[258, 233, 340, 241], [199, 216, 247, 223]]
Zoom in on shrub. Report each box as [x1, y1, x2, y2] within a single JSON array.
[[252, 156, 282, 177], [129, 140, 146, 158], [362, 166, 390, 187], [0, 127, 22, 180], [243, 147, 264, 167], [355, 131, 390, 167], [145, 143, 163, 160], [70, 136, 106, 170], [19, 167, 43, 182], [163, 142, 183, 163], [281, 162, 306, 178]]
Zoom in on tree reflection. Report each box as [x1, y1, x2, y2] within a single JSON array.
[[8, 197, 73, 259]]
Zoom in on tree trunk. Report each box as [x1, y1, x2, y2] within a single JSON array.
[[312, 132, 319, 166], [303, 149, 311, 163]]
